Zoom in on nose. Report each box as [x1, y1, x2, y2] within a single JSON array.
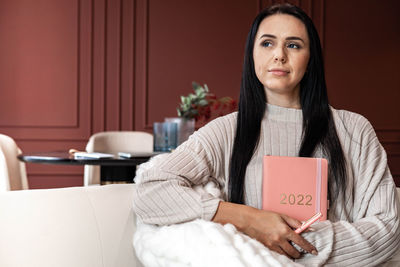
[[274, 54, 286, 63], [274, 47, 287, 63], [274, 56, 286, 63]]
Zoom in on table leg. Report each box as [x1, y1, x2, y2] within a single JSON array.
[[100, 165, 137, 185]]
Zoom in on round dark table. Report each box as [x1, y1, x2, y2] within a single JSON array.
[[18, 151, 161, 184]]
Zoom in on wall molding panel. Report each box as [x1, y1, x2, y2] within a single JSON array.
[[134, 0, 150, 130], [0, 0, 92, 141]]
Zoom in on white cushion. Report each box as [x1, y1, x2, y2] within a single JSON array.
[[0, 184, 142, 267]]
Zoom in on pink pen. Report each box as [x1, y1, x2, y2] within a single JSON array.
[[295, 212, 322, 234]]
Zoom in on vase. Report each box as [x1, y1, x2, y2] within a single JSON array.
[[153, 121, 178, 152], [164, 117, 195, 146]]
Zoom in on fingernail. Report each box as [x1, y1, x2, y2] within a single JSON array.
[[311, 250, 318, 255], [308, 227, 315, 232]]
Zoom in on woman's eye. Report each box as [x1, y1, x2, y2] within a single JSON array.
[[287, 43, 300, 49], [261, 41, 273, 47]]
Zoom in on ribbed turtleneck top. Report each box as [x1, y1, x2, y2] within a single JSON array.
[[133, 104, 400, 266]]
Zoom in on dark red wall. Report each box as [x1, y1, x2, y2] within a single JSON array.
[[323, 0, 400, 185], [0, 0, 398, 188]]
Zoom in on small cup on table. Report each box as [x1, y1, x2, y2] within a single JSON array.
[[153, 121, 178, 152]]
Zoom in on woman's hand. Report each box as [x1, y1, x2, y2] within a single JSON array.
[[212, 201, 318, 259], [243, 209, 317, 258]]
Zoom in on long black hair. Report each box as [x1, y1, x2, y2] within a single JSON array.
[[229, 3, 347, 205]]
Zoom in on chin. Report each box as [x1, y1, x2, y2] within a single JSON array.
[[264, 83, 294, 92]]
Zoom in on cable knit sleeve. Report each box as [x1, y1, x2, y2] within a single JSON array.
[[296, 114, 400, 266], [132, 114, 236, 225]]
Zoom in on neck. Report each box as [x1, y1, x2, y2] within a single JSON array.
[[265, 86, 301, 109]]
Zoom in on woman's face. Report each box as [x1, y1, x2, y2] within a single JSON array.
[[253, 14, 310, 106]]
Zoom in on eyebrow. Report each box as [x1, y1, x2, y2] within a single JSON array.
[[259, 34, 305, 44]]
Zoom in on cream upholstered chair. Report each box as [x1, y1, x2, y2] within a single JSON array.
[[0, 134, 29, 191], [0, 184, 144, 267], [84, 131, 153, 186]]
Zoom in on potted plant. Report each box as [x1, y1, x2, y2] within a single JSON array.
[[166, 82, 236, 145]]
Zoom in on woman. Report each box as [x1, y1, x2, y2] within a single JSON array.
[[133, 4, 400, 265]]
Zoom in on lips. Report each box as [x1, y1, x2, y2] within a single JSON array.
[[268, 68, 290, 76]]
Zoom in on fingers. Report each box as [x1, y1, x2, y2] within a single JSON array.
[[281, 214, 318, 255], [289, 231, 318, 255], [281, 214, 303, 229], [280, 241, 302, 259], [242, 210, 318, 259], [270, 231, 317, 258], [264, 226, 312, 259]]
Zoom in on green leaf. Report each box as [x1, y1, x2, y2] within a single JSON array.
[[180, 96, 186, 104], [192, 82, 201, 91], [195, 88, 202, 96], [195, 87, 205, 96], [204, 84, 209, 93], [188, 93, 196, 100], [182, 104, 189, 111], [198, 99, 208, 106], [183, 97, 190, 105]]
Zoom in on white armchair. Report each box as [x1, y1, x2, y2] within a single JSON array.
[[84, 131, 153, 186], [0, 134, 29, 191], [0, 184, 143, 267]]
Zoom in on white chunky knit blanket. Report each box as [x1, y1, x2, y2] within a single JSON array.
[[133, 154, 303, 267]]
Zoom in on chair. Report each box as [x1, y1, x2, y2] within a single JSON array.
[[84, 131, 153, 186], [0, 134, 29, 191], [0, 184, 143, 267]]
